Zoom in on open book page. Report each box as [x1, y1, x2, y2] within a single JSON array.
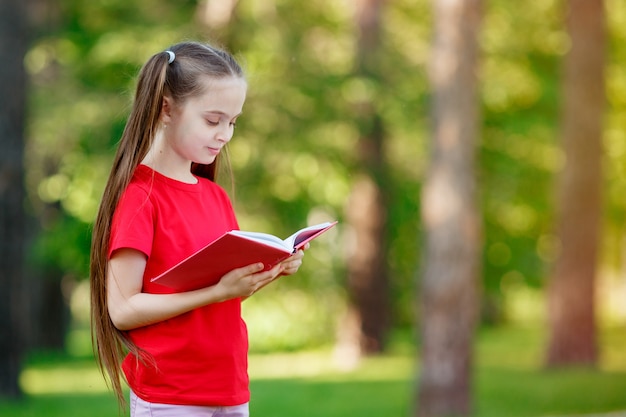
[[229, 221, 337, 252], [283, 221, 337, 249], [228, 230, 291, 251]]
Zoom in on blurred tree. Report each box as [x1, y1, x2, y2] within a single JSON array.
[[546, 0, 605, 367], [416, 0, 482, 415], [23, 0, 73, 354], [0, 0, 29, 399], [336, 0, 391, 360]]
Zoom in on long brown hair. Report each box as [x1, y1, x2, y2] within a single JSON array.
[[90, 41, 244, 406]]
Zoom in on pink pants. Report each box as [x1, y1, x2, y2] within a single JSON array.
[[130, 391, 250, 417]]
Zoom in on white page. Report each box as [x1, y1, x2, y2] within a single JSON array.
[[229, 230, 291, 251]]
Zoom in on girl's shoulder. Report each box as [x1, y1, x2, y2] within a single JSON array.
[[124, 166, 156, 196]]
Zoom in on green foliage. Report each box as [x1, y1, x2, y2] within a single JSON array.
[[25, 0, 424, 344], [604, 0, 626, 272], [480, 0, 626, 322], [24, 0, 626, 347], [480, 0, 564, 312], [29, 214, 91, 277]]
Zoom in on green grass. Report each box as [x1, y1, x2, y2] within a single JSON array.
[[473, 325, 626, 417], [2, 325, 626, 417], [476, 368, 626, 417]]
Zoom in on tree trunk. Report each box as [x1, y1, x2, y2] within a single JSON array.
[[29, 267, 71, 350], [416, 0, 482, 416], [546, 0, 605, 368], [0, 0, 29, 399], [337, 0, 390, 363]]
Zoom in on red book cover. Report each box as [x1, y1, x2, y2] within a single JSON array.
[[150, 221, 337, 292]]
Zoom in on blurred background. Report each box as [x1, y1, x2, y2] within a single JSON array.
[[1, 0, 626, 416]]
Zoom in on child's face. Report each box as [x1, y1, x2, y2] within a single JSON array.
[[163, 75, 247, 167]]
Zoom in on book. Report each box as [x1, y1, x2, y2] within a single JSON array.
[[150, 221, 338, 292]]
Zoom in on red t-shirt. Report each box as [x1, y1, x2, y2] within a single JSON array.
[[109, 164, 248, 406]]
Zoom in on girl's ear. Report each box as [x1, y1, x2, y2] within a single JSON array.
[[160, 96, 174, 124]]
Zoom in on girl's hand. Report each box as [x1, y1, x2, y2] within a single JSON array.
[[280, 242, 309, 276], [217, 242, 309, 298], [280, 249, 305, 276], [217, 262, 283, 298]]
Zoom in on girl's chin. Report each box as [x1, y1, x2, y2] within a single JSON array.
[[193, 156, 217, 165]]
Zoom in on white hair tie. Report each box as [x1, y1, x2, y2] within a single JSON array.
[[165, 50, 175, 64]]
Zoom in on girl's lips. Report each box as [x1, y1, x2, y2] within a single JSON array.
[[207, 147, 221, 155]]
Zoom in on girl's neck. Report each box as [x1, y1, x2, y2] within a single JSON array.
[[141, 129, 198, 184]]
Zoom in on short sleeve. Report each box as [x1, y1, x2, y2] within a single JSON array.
[[108, 184, 155, 259]]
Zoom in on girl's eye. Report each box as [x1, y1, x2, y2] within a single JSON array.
[[207, 119, 219, 126], [229, 122, 237, 128]]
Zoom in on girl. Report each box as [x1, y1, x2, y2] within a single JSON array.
[[90, 41, 306, 416]]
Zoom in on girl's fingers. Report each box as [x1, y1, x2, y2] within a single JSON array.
[[248, 264, 283, 295], [242, 262, 266, 275]]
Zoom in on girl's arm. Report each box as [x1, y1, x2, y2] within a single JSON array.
[[107, 248, 283, 331]]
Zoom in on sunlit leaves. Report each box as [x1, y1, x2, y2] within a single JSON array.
[[482, 60, 542, 112], [25, 0, 626, 336]]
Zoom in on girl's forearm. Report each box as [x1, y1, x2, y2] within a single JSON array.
[[108, 285, 229, 331]]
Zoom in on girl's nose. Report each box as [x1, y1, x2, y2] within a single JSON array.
[[216, 125, 234, 143]]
